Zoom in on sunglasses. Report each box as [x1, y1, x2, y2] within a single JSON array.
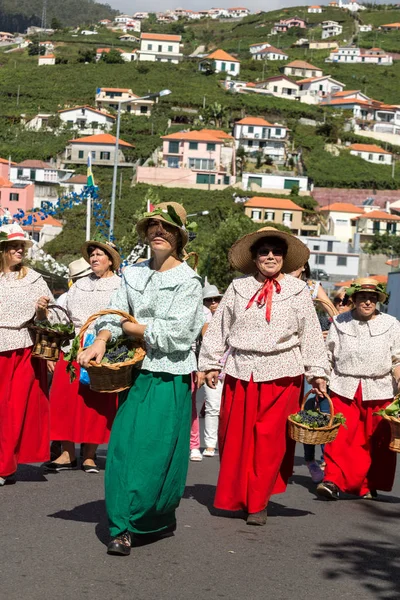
[[204, 297, 221, 303], [257, 246, 285, 257]]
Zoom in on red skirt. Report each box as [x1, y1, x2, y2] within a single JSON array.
[[215, 374, 302, 513], [50, 354, 117, 444], [0, 347, 50, 477], [324, 384, 396, 495]]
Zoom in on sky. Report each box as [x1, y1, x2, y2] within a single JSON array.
[[108, 0, 392, 14]]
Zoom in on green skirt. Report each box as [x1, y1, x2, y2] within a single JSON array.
[[105, 369, 192, 537]]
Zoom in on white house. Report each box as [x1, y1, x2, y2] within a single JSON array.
[[125, 20, 141, 32], [254, 76, 300, 99], [359, 24, 372, 32], [339, 0, 366, 12], [233, 117, 288, 162], [39, 40, 54, 51], [253, 45, 288, 61], [64, 133, 134, 167], [321, 20, 343, 38], [227, 7, 250, 18], [9, 160, 74, 208], [24, 113, 53, 131], [58, 106, 115, 134], [283, 60, 324, 78], [138, 33, 183, 63], [0, 31, 15, 43], [199, 49, 240, 76], [327, 46, 393, 65], [95, 88, 154, 116], [349, 143, 393, 165], [308, 5, 323, 13], [80, 30, 98, 35], [96, 47, 136, 62], [299, 235, 360, 278], [249, 41, 270, 55], [38, 54, 55, 66], [319, 202, 365, 242], [99, 19, 112, 25], [115, 14, 133, 24], [242, 172, 310, 193], [297, 75, 345, 101], [354, 210, 400, 241], [119, 34, 140, 42]]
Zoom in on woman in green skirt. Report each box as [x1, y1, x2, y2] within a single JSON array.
[[78, 202, 204, 556]]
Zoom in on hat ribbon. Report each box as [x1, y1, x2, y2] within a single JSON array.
[[246, 277, 281, 323]]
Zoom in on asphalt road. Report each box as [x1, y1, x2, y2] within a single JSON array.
[[2, 442, 400, 600]]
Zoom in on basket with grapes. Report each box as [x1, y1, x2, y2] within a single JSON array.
[[74, 309, 146, 393], [288, 390, 346, 445], [374, 395, 400, 452], [29, 305, 75, 361]]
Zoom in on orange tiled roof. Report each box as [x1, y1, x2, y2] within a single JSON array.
[[249, 41, 270, 47], [22, 214, 63, 229], [236, 116, 274, 126], [0, 176, 13, 187], [319, 202, 365, 214], [245, 197, 304, 210], [58, 105, 115, 119], [41, 54, 55, 58], [141, 33, 181, 41], [162, 129, 233, 142], [286, 60, 321, 69], [206, 49, 240, 62], [332, 90, 360, 97], [334, 275, 387, 287], [0, 157, 16, 165], [69, 133, 133, 147], [349, 143, 391, 155], [382, 22, 400, 27], [355, 210, 400, 221]]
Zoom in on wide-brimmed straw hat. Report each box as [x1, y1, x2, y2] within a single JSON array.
[[202, 284, 223, 301], [0, 223, 33, 249], [136, 202, 189, 247], [229, 226, 310, 275], [81, 240, 121, 271], [345, 277, 387, 304], [68, 257, 92, 280]]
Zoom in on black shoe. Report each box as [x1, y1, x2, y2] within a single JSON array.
[[362, 490, 378, 500], [107, 532, 131, 556], [317, 481, 340, 500], [81, 463, 100, 474], [43, 459, 78, 472], [247, 509, 268, 526]]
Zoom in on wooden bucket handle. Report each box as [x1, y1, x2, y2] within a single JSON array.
[[301, 389, 335, 428], [78, 309, 138, 349], [315, 297, 339, 316], [48, 303, 74, 325]]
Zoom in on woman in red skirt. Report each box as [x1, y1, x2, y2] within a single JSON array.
[[0, 224, 52, 486], [45, 240, 121, 474], [317, 277, 400, 500], [199, 227, 330, 525]]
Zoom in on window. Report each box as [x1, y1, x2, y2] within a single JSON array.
[[140, 106, 148, 114], [368, 154, 373, 160], [251, 210, 262, 220], [379, 155, 384, 162], [265, 211, 275, 221], [223, 175, 230, 185], [275, 128, 282, 136], [313, 245, 320, 250], [221, 62, 226, 71], [327, 241, 333, 252], [315, 255, 325, 265], [17, 168, 23, 178], [168, 45, 173, 52], [91, 151, 96, 159], [196, 173, 215, 184], [9, 193, 19, 201], [167, 157, 179, 168], [30, 170, 36, 180], [273, 86, 278, 93], [282, 212, 293, 222], [158, 45, 162, 52], [230, 63, 235, 71], [189, 142, 198, 150], [248, 140, 253, 147], [188, 158, 215, 170], [248, 127, 254, 134], [373, 221, 380, 233], [168, 141, 180, 154], [206, 143, 216, 151], [147, 44, 152, 50], [337, 256, 347, 266], [78, 150, 84, 159], [100, 151, 110, 160]]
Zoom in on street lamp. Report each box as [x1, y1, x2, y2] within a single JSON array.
[[109, 88, 172, 240]]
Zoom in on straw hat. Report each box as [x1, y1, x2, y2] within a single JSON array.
[[0, 223, 33, 249], [81, 240, 121, 271], [68, 257, 92, 280], [136, 202, 189, 247], [229, 227, 310, 275], [346, 277, 387, 304], [202, 284, 223, 301]]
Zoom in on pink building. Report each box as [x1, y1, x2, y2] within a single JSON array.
[[272, 17, 306, 33], [0, 177, 35, 214], [0, 157, 16, 179]]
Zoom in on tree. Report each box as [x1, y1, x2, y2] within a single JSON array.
[[236, 146, 247, 176], [364, 233, 400, 256], [100, 49, 124, 64], [51, 17, 63, 30], [28, 42, 45, 56], [77, 48, 96, 63], [201, 102, 229, 129]]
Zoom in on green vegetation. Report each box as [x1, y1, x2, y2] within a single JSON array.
[[364, 233, 400, 256], [358, 31, 400, 53], [359, 8, 400, 27]]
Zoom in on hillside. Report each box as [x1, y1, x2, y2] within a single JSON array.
[[0, 0, 118, 31]]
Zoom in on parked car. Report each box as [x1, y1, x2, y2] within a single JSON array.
[[310, 268, 329, 281]]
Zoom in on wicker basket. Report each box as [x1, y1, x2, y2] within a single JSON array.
[[288, 390, 341, 445], [29, 305, 75, 362], [78, 309, 146, 393], [382, 413, 400, 452]]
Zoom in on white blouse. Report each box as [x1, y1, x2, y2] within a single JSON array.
[[0, 268, 52, 353], [326, 311, 400, 401]]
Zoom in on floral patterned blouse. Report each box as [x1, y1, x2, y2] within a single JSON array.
[[326, 310, 400, 401], [0, 268, 52, 353], [95, 260, 204, 375], [198, 274, 330, 383]]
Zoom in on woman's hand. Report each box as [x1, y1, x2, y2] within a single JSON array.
[[35, 296, 50, 320], [195, 371, 206, 389], [205, 370, 220, 389], [47, 361, 56, 374], [311, 377, 327, 397], [120, 318, 146, 339], [78, 340, 107, 367]]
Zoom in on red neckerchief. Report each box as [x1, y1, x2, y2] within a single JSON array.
[[246, 277, 281, 323]]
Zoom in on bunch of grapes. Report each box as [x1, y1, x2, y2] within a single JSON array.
[[104, 344, 131, 364], [291, 409, 346, 429]]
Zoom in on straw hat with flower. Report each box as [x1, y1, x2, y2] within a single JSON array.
[[229, 226, 310, 275], [81, 239, 121, 271], [346, 277, 388, 304], [136, 202, 197, 248]]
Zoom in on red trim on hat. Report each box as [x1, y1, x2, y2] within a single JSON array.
[[7, 233, 25, 240]]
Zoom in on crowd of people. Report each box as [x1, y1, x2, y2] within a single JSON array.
[[1, 201, 400, 556]]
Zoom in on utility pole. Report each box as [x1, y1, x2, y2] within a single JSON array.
[[16, 85, 20, 106], [41, 0, 47, 29]]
